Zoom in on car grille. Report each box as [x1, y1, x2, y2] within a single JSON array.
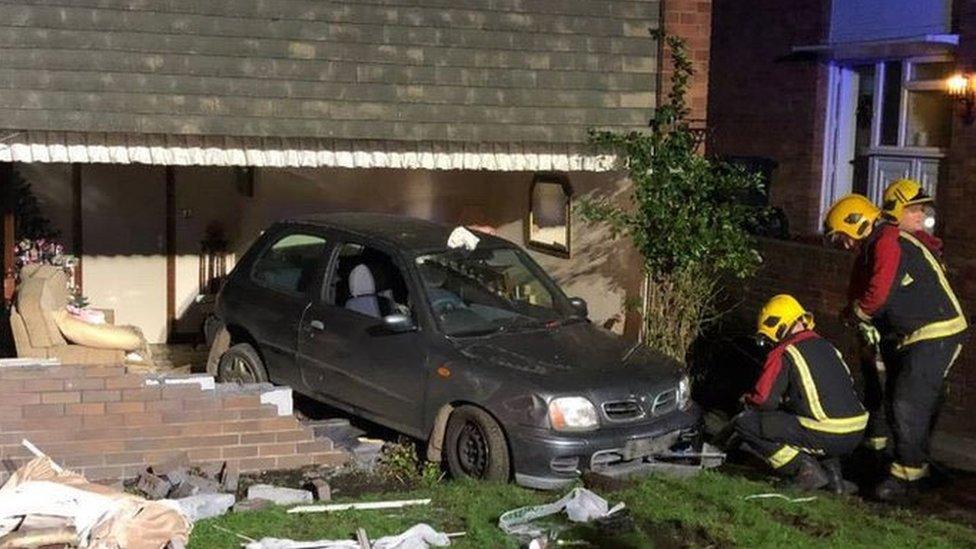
[[649, 388, 678, 416], [602, 400, 644, 421]]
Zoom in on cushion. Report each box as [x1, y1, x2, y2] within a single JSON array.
[[53, 310, 144, 351], [15, 275, 55, 348]]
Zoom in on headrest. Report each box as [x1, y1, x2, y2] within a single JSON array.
[[348, 264, 375, 297]]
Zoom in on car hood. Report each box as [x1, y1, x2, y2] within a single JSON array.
[[455, 321, 682, 392]]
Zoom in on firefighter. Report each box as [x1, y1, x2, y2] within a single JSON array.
[[825, 194, 967, 501], [862, 180, 944, 452], [733, 294, 867, 493]]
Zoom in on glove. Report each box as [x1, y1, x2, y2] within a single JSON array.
[[858, 322, 881, 346]]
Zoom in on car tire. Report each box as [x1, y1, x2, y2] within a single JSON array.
[[444, 405, 511, 482], [217, 343, 269, 384]]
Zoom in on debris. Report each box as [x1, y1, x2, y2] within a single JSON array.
[[0, 526, 76, 548], [244, 523, 450, 549], [150, 452, 191, 478], [212, 523, 257, 543], [247, 484, 314, 506], [447, 226, 480, 250], [137, 471, 173, 500], [174, 493, 236, 521], [20, 440, 62, 473], [168, 481, 198, 500], [356, 527, 369, 549], [743, 493, 818, 503], [199, 462, 226, 481], [307, 479, 331, 502], [221, 461, 240, 493], [288, 498, 431, 514], [233, 499, 274, 513], [0, 455, 190, 547], [498, 488, 625, 541]]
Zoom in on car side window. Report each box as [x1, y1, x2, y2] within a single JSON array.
[[324, 242, 412, 319], [251, 232, 328, 294]]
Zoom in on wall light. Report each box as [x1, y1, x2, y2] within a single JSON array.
[[946, 72, 976, 125]]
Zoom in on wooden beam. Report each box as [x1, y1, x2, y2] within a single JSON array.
[[71, 164, 83, 293], [165, 166, 176, 343]]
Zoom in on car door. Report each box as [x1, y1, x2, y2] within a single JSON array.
[[297, 237, 428, 436], [241, 228, 331, 389]]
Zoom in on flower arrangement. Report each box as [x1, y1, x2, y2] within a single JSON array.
[[14, 237, 69, 270]]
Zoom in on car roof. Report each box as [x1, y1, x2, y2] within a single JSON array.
[[282, 212, 511, 253]]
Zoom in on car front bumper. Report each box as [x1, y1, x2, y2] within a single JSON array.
[[508, 404, 703, 490]]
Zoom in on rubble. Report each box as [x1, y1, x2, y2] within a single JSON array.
[[136, 471, 173, 500], [233, 499, 274, 513], [307, 479, 332, 502], [498, 488, 626, 542], [243, 523, 451, 549], [246, 484, 313, 506], [174, 493, 236, 522]]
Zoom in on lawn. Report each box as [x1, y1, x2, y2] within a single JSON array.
[[189, 471, 976, 548]]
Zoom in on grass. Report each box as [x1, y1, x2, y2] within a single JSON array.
[[190, 471, 976, 548]]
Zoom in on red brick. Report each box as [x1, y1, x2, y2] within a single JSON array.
[[221, 395, 261, 409], [187, 448, 223, 461], [238, 407, 278, 420], [83, 390, 121, 403], [276, 430, 312, 443], [297, 441, 333, 454], [0, 406, 23, 420], [240, 432, 277, 444], [123, 388, 161, 401], [23, 379, 64, 392], [145, 400, 183, 413], [41, 392, 81, 404], [274, 454, 313, 469], [106, 402, 145, 414], [64, 378, 106, 391], [66, 403, 105, 416], [3, 393, 41, 405], [258, 443, 297, 457], [104, 376, 146, 390], [161, 386, 205, 400], [222, 445, 259, 458], [83, 367, 126, 378], [81, 466, 126, 481], [237, 457, 276, 471], [123, 412, 163, 427], [182, 398, 220, 411], [22, 404, 65, 418], [60, 454, 105, 467], [82, 415, 118, 429]]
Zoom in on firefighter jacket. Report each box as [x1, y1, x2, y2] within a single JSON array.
[[746, 330, 868, 434], [848, 223, 966, 347]]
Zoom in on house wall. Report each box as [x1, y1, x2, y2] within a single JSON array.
[[708, 0, 976, 435], [17, 164, 643, 344]]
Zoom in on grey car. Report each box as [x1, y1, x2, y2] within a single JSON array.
[[214, 213, 700, 489]]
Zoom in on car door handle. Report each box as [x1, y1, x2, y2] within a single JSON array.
[[309, 320, 325, 331]]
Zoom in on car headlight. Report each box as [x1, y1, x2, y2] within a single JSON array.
[[677, 375, 692, 410], [548, 397, 599, 432]]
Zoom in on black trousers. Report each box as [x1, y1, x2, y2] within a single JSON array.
[[733, 409, 864, 475], [888, 334, 965, 480], [860, 339, 898, 448]]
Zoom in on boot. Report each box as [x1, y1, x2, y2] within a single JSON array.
[[821, 458, 858, 495], [874, 475, 917, 503], [786, 454, 830, 491]]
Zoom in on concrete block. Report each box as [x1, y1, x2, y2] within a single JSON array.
[[137, 472, 172, 500], [233, 498, 273, 513], [246, 484, 313, 506], [260, 388, 293, 416], [221, 461, 240, 493], [175, 493, 236, 521], [307, 479, 331, 502]]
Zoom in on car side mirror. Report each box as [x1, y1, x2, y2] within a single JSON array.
[[382, 313, 417, 333], [569, 297, 588, 318]]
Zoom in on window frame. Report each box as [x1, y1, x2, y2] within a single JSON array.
[[525, 172, 573, 258], [248, 228, 331, 298]]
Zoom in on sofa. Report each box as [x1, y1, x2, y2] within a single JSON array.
[[9, 265, 152, 367]]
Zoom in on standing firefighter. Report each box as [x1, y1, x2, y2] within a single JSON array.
[[861, 179, 944, 451], [734, 294, 866, 493], [825, 193, 967, 501]]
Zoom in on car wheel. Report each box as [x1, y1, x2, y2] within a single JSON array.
[[444, 405, 511, 482], [217, 343, 269, 384]]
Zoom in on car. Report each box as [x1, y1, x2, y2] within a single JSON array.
[[213, 212, 701, 489]]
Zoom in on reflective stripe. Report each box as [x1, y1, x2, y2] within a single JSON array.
[[798, 412, 870, 434], [946, 344, 963, 379], [769, 445, 799, 469], [891, 462, 929, 481], [864, 436, 888, 450], [899, 232, 968, 348], [786, 346, 827, 420]]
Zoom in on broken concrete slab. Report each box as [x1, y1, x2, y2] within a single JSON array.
[[168, 481, 198, 500], [221, 461, 240, 493], [233, 498, 273, 513], [175, 493, 236, 521], [170, 474, 222, 499], [306, 479, 331, 502], [246, 484, 313, 506], [150, 452, 191, 477], [137, 471, 172, 500], [199, 462, 225, 481]]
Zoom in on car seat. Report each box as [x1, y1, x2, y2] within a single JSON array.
[[345, 264, 382, 318]]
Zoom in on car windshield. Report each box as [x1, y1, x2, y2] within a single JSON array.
[[415, 247, 572, 337]]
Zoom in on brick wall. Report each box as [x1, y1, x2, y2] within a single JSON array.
[[661, 0, 711, 122], [0, 364, 346, 483], [707, 0, 831, 234]]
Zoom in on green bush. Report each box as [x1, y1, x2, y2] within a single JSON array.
[[577, 31, 769, 362]]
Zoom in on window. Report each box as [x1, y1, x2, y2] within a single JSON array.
[[822, 57, 950, 221], [325, 242, 411, 319], [251, 232, 328, 294], [527, 173, 571, 257]]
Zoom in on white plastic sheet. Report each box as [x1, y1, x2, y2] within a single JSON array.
[[244, 523, 450, 549], [497, 488, 625, 539]]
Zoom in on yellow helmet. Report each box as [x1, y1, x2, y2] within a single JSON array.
[[756, 294, 814, 344], [882, 178, 933, 222], [824, 194, 880, 240]]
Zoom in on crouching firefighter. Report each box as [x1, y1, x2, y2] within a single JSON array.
[[825, 194, 967, 502], [733, 294, 867, 493]]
